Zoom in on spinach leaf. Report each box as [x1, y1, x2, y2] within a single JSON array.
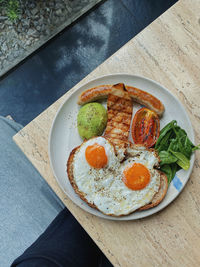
[[170, 150, 190, 170], [171, 163, 178, 181], [156, 130, 172, 152], [174, 126, 187, 138], [192, 144, 200, 151], [155, 120, 199, 184], [160, 163, 177, 184], [168, 138, 179, 152], [159, 151, 177, 165], [155, 120, 177, 149], [178, 135, 193, 159], [160, 164, 172, 183]]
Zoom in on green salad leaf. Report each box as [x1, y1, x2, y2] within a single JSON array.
[[192, 144, 200, 151], [159, 151, 177, 165], [155, 120, 199, 183], [169, 150, 190, 170], [160, 163, 177, 184], [155, 120, 177, 149]]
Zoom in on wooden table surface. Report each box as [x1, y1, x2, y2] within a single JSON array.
[[14, 0, 200, 266]]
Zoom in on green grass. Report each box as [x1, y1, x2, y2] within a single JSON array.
[[0, 0, 20, 21]]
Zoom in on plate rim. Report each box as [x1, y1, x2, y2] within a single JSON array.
[[48, 73, 195, 221]]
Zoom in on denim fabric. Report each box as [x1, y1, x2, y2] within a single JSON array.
[[0, 116, 63, 266], [11, 208, 107, 267]]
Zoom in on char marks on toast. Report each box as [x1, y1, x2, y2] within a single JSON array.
[[104, 83, 133, 147]]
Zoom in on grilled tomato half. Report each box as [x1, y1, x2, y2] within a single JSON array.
[[131, 108, 160, 148]]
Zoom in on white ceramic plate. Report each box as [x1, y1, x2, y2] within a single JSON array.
[[49, 74, 195, 220]]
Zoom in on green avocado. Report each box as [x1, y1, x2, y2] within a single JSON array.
[[77, 103, 107, 140]]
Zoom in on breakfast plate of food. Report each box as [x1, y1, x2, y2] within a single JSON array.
[[49, 74, 198, 220]]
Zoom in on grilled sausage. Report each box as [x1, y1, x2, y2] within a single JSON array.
[[78, 84, 164, 116]]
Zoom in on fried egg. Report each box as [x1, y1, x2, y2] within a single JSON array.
[[71, 137, 160, 216]]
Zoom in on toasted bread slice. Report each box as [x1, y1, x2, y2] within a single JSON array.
[[67, 144, 168, 216], [104, 83, 133, 147]]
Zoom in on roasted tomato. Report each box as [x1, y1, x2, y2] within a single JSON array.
[[131, 108, 160, 148]]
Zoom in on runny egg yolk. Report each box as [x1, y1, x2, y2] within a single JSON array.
[[122, 163, 150, 190], [85, 143, 108, 168]]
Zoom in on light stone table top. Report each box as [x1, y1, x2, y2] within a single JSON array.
[[14, 0, 200, 266]]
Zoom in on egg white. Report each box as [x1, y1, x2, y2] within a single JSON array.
[[72, 137, 160, 216]]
